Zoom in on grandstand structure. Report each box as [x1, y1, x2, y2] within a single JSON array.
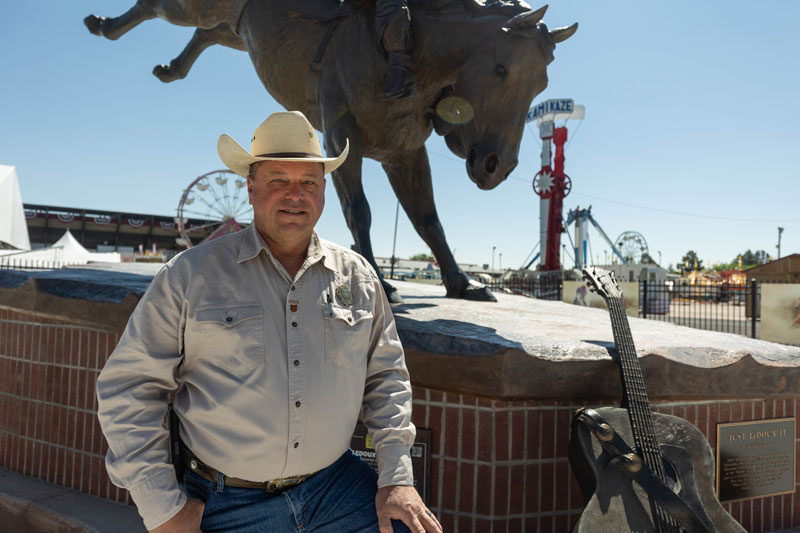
[[23, 203, 220, 255]]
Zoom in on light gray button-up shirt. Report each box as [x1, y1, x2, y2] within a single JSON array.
[[96, 223, 415, 530]]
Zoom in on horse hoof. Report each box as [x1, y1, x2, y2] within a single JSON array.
[[153, 64, 173, 82], [385, 286, 405, 305], [84, 15, 104, 36], [459, 285, 497, 302]]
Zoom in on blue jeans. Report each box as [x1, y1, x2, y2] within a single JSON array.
[[181, 449, 411, 532]]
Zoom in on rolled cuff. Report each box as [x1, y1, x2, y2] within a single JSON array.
[[126, 467, 188, 531], [375, 444, 414, 488]]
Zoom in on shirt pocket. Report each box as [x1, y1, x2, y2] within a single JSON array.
[[194, 303, 264, 377], [323, 304, 373, 369]]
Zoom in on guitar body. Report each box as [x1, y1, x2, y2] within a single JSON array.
[[569, 406, 746, 533]]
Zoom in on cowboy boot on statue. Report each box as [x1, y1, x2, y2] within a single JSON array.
[[376, 0, 415, 100]]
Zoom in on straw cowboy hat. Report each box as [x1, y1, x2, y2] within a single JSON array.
[[217, 111, 349, 176]]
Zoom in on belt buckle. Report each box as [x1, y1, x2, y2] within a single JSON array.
[[266, 476, 304, 493]]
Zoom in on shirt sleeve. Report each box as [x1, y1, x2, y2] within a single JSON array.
[[96, 263, 188, 530], [361, 278, 416, 488]]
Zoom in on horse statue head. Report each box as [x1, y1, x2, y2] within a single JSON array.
[[439, 6, 577, 190]]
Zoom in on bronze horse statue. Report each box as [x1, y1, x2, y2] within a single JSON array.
[[85, 0, 577, 303]]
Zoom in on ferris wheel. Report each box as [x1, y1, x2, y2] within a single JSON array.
[[615, 230, 649, 264], [176, 170, 252, 248]]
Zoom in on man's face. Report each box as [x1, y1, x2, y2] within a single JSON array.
[[247, 160, 325, 249]]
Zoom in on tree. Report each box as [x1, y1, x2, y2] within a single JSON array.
[[680, 250, 703, 273], [736, 249, 770, 268], [640, 252, 656, 264], [409, 252, 434, 262]]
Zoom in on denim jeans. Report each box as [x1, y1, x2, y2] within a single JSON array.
[[181, 449, 411, 532]]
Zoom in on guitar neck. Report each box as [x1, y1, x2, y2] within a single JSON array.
[[607, 297, 664, 472]]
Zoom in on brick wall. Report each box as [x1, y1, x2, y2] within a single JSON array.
[[413, 387, 800, 533], [2, 305, 799, 532], [0, 307, 129, 505]]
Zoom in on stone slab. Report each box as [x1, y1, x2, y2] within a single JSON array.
[[2, 266, 799, 400]]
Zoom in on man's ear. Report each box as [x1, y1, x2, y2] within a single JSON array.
[[246, 175, 254, 204]]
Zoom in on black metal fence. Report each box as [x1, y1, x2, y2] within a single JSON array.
[[486, 277, 800, 342], [486, 276, 563, 301], [639, 280, 758, 338]]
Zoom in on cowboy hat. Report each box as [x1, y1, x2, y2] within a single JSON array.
[[217, 111, 349, 176]]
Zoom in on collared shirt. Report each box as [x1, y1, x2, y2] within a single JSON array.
[[96, 223, 415, 530]]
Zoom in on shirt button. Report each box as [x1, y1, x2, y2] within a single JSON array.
[[293, 442, 299, 449], [225, 317, 233, 323], [293, 360, 300, 366], [291, 321, 297, 327], [295, 401, 301, 408], [291, 285, 296, 291]]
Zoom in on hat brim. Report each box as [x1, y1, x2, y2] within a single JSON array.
[[217, 134, 349, 177]]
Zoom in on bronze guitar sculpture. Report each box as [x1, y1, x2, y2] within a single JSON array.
[[569, 267, 745, 532]]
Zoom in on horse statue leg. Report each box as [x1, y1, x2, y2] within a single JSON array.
[[153, 23, 245, 82], [324, 115, 404, 304], [383, 147, 496, 302], [84, 0, 158, 41]]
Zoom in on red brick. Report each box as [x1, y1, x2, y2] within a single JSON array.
[[492, 518, 508, 533], [444, 407, 459, 459], [85, 370, 98, 411], [508, 464, 524, 514], [524, 463, 540, 513], [510, 410, 525, 461], [437, 511, 454, 532], [540, 462, 554, 512], [428, 456, 440, 509], [440, 459, 458, 512], [428, 405, 443, 455], [476, 464, 492, 515], [460, 406, 477, 461], [457, 516, 473, 532], [494, 465, 508, 518], [98, 459, 110, 499], [765, 400, 775, 420], [21, 324, 30, 360], [458, 461, 474, 514], [93, 415, 104, 455], [554, 408, 572, 460], [540, 410, 555, 459], [554, 461, 570, 511], [86, 330, 99, 368], [708, 404, 719, 449], [477, 410, 493, 462], [569, 468, 584, 510], [68, 368, 80, 408], [97, 331, 110, 368], [540, 515, 553, 533], [555, 514, 570, 533], [476, 396, 493, 408], [495, 411, 509, 462], [474, 518, 491, 531], [31, 326, 42, 362], [507, 517, 523, 533], [461, 394, 478, 407], [47, 445, 57, 484]]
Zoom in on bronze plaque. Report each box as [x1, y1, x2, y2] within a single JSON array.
[[351, 423, 432, 505], [716, 417, 796, 503]]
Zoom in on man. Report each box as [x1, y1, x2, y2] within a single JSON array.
[[376, 0, 415, 100], [97, 111, 440, 533]]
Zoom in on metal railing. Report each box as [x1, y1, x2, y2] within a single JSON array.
[[639, 280, 758, 338], [486, 275, 563, 301]]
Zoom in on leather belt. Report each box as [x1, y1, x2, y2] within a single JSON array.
[[180, 443, 316, 492]]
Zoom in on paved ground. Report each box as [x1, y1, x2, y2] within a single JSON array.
[[0, 468, 144, 533]]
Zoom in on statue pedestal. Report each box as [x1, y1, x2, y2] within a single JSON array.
[[390, 280, 800, 532], [1, 269, 799, 532]]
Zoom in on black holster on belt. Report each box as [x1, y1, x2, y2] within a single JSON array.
[[168, 404, 184, 484]]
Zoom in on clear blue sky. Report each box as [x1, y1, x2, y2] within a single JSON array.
[[1, 1, 798, 270]]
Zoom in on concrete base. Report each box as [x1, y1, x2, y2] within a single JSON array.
[[0, 468, 145, 533]]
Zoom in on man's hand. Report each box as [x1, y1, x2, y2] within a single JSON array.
[[376, 485, 442, 533], [150, 497, 205, 533]]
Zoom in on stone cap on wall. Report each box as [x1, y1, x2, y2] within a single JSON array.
[[2, 266, 798, 401]]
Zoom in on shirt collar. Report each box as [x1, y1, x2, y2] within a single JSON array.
[[237, 223, 338, 273]]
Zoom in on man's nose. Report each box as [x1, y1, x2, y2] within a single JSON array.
[[285, 181, 304, 200]]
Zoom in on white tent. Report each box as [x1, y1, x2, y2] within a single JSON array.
[[0, 229, 121, 268], [0, 165, 31, 250]]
